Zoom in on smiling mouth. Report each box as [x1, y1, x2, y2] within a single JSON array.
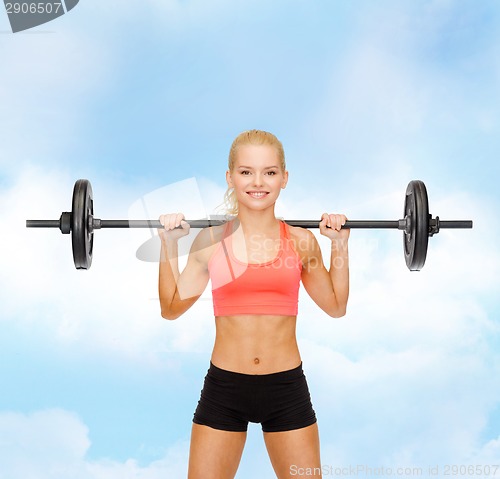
[[247, 192, 269, 199]]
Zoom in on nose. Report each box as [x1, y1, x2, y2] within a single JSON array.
[[253, 173, 264, 187]]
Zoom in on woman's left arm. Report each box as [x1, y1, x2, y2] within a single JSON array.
[[299, 213, 350, 318]]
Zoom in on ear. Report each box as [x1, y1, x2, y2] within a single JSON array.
[[226, 170, 233, 188], [281, 170, 289, 189]]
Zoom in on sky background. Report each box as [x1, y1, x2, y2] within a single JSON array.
[[1, 0, 499, 478]]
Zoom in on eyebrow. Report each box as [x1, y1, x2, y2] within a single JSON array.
[[236, 165, 279, 169]]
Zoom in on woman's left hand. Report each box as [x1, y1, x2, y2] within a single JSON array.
[[319, 213, 350, 240]]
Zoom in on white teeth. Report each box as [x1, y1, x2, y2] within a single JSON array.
[[248, 192, 267, 198]]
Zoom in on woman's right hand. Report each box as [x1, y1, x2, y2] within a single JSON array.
[[158, 213, 190, 241]]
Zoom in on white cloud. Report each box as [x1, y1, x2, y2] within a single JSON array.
[[0, 409, 90, 479], [470, 436, 500, 464], [300, 340, 500, 469], [0, 409, 191, 479]]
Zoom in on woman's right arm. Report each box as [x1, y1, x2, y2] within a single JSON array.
[[158, 214, 210, 320]]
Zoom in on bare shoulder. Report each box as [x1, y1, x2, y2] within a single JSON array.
[[287, 224, 312, 244], [190, 223, 226, 267], [193, 222, 226, 245], [287, 224, 319, 265]]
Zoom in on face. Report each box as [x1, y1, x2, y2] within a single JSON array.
[[226, 144, 288, 213]]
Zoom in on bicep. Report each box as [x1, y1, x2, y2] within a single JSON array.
[[299, 232, 335, 314], [176, 251, 209, 301], [174, 230, 212, 306]]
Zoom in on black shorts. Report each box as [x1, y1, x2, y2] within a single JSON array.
[[192, 362, 317, 433]]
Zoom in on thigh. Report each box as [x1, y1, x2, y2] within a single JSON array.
[[188, 423, 247, 479], [263, 423, 322, 479]]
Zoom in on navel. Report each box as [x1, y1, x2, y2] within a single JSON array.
[[254, 357, 260, 365]]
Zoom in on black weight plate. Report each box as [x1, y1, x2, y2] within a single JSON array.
[[71, 179, 94, 269], [403, 180, 429, 271]]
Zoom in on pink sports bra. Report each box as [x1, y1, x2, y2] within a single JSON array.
[[208, 220, 302, 316]]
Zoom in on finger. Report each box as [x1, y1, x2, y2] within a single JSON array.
[[319, 213, 328, 228], [175, 213, 184, 227], [160, 215, 171, 231], [336, 215, 343, 231], [330, 214, 341, 231], [329, 214, 335, 230], [330, 214, 338, 229], [165, 214, 171, 230], [176, 213, 187, 229], [342, 215, 348, 231], [170, 213, 180, 229]]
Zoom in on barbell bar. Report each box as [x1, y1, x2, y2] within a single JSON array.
[[26, 179, 473, 271], [24, 219, 474, 229]]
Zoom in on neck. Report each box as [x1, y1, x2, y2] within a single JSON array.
[[234, 206, 280, 233]]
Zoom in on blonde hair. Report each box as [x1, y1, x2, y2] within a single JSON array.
[[219, 129, 286, 216]]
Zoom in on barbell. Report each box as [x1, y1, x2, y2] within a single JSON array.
[[26, 179, 473, 271]]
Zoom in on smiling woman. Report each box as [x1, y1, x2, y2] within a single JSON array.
[[157, 129, 350, 479], [222, 130, 287, 216]]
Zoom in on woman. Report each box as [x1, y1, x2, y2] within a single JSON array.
[[158, 129, 349, 479]]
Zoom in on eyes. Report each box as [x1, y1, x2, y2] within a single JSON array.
[[239, 170, 277, 176]]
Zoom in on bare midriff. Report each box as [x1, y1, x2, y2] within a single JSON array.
[[211, 314, 302, 374]]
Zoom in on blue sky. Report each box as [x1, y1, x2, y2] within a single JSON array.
[[1, 1, 499, 477]]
